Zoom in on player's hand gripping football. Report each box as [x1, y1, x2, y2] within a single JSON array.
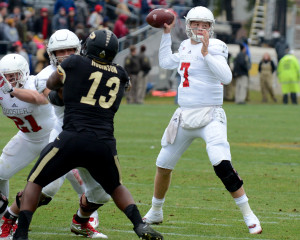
[[163, 14, 176, 34], [0, 72, 13, 94], [201, 29, 209, 57]]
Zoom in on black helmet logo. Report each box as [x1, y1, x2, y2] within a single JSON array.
[[89, 32, 96, 39]]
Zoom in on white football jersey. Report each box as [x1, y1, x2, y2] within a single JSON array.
[[159, 33, 232, 108], [0, 76, 55, 141], [36, 65, 65, 127]]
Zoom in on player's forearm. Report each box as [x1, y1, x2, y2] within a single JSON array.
[[10, 88, 49, 104], [47, 70, 63, 90]]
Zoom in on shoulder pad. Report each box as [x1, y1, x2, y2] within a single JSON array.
[[179, 39, 189, 51], [24, 76, 36, 90], [208, 39, 228, 58]]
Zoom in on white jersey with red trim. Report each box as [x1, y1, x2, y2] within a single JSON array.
[[36, 65, 65, 126], [0, 76, 55, 141], [159, 33, 232, 108]]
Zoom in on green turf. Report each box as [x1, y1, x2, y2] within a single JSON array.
[[0, 92, 299, 240]]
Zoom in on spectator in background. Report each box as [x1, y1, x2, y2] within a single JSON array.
[[54, 0, 76, 15], [24, 31, 37, 57], [115, 2, 130, 19], [224, 52, 235, 101], [87, 4, 103, 32], [171, 0, 189, 19], [277, 50, 300, 104], [34, 8, 52, 40], [275, 36, 289, 63], [12, 40, 29, 64], [67, 7, 78, 32], [52, 7, 68, 32], [74, 0, 89, 25], [7, 0, 23, 13], [137, 45, 152, 104], [113, 14, 129, 38], [74, 23, 89, 43], [0, 2, 8, 54], [0, 2, 8, 23], [258, 52, 277, 103], [24, 31, 38, 74], [15, 13, 28, 43], [2, 17, 19, 43], [98, 16, 110, 30], [24, 8, 36, 33], [10, 5, 21, 22], [35, 41, 50, 74], [140, 0, 152, 25], [124, 45, 141, 104], [233, 44, 250, 104]]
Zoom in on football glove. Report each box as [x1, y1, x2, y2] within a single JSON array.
[[34, 77, 47, 93], [0, 73, 14, 94]]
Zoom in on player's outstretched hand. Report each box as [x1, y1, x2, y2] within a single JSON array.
[[0, 73, 13, 94]]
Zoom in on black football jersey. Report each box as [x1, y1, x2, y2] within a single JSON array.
[[58, 55, 129, 139]]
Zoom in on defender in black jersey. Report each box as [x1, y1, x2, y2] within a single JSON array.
[[13, 30, 163, 240]]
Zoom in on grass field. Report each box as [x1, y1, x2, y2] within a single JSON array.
[[0, 92, 299, 240]]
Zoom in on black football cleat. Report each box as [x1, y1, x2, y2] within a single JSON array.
[[134, 223, 164, 240], [13, 237, 29, 240]]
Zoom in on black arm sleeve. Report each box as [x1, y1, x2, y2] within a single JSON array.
[[48, 90, 64, 106]]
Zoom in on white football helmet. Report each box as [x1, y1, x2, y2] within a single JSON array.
[[0, 54, 29, 88], [185, 6, 215, 42], [47, 29, 81, 66]]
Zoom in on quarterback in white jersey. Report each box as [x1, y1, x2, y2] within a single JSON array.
[[143, 6, 262, 235], [0, 54, 55, 227]]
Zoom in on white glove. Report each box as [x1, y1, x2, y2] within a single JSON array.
[[34, 77, 47, 93], [0, 73, 13, 94]]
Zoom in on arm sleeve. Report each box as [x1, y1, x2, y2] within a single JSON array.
[[271, 61, 276, 73], [158, 33, 180, 69], [204, 54, 232, 85], [258, 61, 262, 72]]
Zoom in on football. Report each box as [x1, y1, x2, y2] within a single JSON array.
[[146, 8, 175, 28]]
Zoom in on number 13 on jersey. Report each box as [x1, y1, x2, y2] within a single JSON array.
[[180, 62, 190, 87]]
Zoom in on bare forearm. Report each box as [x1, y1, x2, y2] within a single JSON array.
[[10, 88, 48, 104], [47, 70, 63, 90]]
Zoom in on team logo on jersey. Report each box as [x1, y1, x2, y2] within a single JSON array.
[[188, 50, 191, 54], [12, 103, 18, 107], [0, 97, 2, 100]]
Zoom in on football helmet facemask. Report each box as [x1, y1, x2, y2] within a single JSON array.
[[47, 29, 81, 66], [185, 6, 215, 42], [82, 29, 119, 63], [0, 54, 29, 88]]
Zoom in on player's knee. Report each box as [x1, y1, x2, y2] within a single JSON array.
[[42, 178, 64, 198], [80, 194, 103, 214], [213, 160, 243, 192], [37, 193, 52, 207], [157, 166, 172, 176], [0, 191, 8, 214]]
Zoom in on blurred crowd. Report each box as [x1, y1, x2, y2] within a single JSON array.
[[0, 0, 199, 75]]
